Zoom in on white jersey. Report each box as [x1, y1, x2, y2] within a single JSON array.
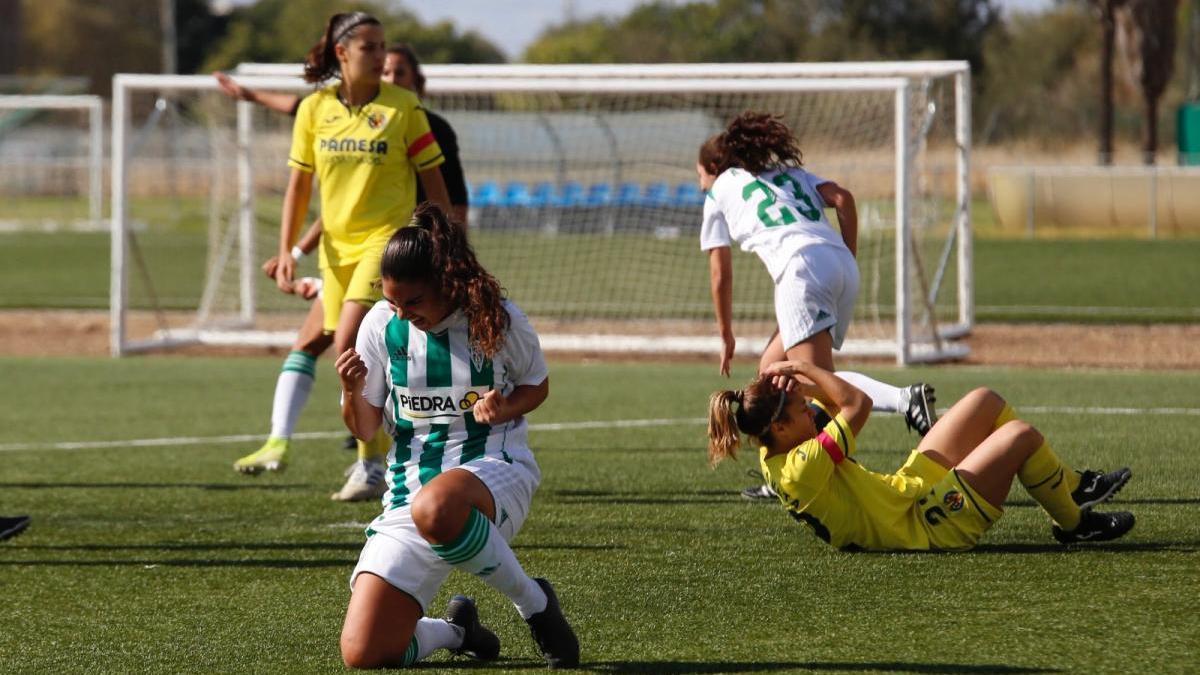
[[699, 166, 848, 281], [355, 299, 549, 511]]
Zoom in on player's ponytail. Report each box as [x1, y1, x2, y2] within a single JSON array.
[[706, 376, 788, 467], [381, 204, 509, 358], [303, 11, 381, 84], [698, 111, 803, 176]]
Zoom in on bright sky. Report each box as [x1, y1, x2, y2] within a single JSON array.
[[401, 0, 1054, 60], [217, 0, 1055, 61]]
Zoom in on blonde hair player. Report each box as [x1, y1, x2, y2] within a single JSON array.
[[707, 359, 1135, 551], [335, 204, 579, 669], [697, 111, 937, 499], [271, 11, 452, 501]]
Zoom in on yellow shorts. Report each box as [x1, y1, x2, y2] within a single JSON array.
[[321, 248, 384, 332], [896, 450, 1004, 551]]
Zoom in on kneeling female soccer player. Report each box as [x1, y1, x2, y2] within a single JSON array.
[[707, 361, 1135, 551], [335, 204, 579, 669]]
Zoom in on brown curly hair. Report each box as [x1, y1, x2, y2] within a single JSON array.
[[698, 111, 804, 176], [706, 374, 790, 468], [381, 204, 509, 357]]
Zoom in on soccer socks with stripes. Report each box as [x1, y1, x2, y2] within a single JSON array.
[[1018, 441, 1082, 531], [357, 425, 391, 463], [269, 350, 316, 439], [400, 618, 463, 666], [836, 371, 903, 412], [997, 403, 1081, 495], [431, 508, 548, 619]]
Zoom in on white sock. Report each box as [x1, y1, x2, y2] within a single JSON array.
[[430, 508, 548, 619], [269, 351, 316, 438], [402, 618, 463, 665], [836, 371, 903, 412]]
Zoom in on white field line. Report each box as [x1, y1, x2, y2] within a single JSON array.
[[0, 417, 706, 453], [2, 406, 1199, 453]]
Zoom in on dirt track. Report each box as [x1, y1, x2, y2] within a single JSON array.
[[2, 310, 1198, 370]]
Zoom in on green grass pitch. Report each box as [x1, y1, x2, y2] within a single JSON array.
[[1, 357, 1197, 672], [2, 229, 1199, 322]]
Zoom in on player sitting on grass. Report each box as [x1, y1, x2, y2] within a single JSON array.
[[335, 203, 579, 669], [707, 360, 1134, 550], [696, 111, 937, 500]]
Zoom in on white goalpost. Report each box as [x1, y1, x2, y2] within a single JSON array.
[[110, 62, 971, 364], [0, 95, 104, 231]]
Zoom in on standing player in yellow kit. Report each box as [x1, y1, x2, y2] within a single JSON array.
[[273, 11, 451, 501]]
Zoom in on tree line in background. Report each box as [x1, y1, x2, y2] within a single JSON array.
[[4, 0, 1194, 161]]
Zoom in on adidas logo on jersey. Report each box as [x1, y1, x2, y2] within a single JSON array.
[[391, 346, 411, 361]]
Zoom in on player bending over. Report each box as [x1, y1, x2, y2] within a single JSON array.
[[696, 111, 936, 499], [335, 204, 579, 669], [708, 360, 1135, 551]]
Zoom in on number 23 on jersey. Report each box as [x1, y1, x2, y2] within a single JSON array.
[[740, 173, 821, 228]]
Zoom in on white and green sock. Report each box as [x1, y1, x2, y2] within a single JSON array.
[[836, 371, 903, 412], [431, 508, 547, 619], [400, 618, 462, 666], [269, 350, 316, 439]]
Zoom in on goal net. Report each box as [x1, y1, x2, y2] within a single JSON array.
[[0, 95, 103, 232], [111, 64, 971, 363]]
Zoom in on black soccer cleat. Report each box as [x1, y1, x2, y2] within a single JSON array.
[[525, 578, 580, 669], [1052, 507, 1135, 545], [901, 383, 938, 436], [741, 484, 778, 500], [0, 515, 30, 542], [445, 595, 500, 660], [1071, 467, 1132, 510], [740, 470, 778, 501]]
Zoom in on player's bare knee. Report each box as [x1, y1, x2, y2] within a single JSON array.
[[295, 334, 332, 354], [410, 489, 460, 543], [965, 387, 1006, 414], [340, 632, 383, 669], [1000, 420, 1043, 452]]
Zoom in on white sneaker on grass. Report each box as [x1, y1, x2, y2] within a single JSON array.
[[330, 459, 386, 502]]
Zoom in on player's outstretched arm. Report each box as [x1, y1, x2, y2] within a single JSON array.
[[213, 72, 302, 116], [708, 246, 735, 376], [336, 348, 384, 441], [818, 182, 857, 258]]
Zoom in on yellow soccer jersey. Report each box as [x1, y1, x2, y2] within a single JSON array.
[[760, 412, 935, 551], [288, 82, 445, 268]]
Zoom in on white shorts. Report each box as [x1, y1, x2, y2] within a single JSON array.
[[774, 245, 860, 351], [350, 455, 540, 613]]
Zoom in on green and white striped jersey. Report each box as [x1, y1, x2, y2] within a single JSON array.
[[356, 299, 548, 510]]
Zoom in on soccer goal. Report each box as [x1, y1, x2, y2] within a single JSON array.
[[0, 95, 103, 232], [111, 63, 971, 363]]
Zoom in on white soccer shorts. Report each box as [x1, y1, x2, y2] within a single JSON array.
[[774, 245, 860, 351], [349, 455, 541, 613]]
